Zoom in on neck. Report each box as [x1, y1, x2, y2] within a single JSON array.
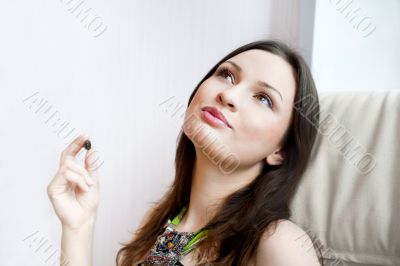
[[177, 148, 263, 232]]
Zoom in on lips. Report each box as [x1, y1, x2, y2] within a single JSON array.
[[201, 106, 232, 128]]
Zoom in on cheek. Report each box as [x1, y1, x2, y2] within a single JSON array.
[[187, 82, 215, 110], [184, 85, 209, 127], [195, 81, 214, 99], [239, 113, 283, 145]]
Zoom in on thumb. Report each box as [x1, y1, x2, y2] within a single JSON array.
[[85, 148, 102, 179]]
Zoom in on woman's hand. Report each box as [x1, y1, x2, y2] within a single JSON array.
[[47, 134, 100, 230]]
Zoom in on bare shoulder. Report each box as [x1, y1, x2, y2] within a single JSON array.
[[254, 219, 321, 266]]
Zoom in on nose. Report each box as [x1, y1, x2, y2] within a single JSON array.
[[217, 86, 242, 111]]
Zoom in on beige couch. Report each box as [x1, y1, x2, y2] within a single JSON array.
[[290, 90, 400, 266]]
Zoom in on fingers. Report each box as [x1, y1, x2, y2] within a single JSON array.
[[48, 155, 94, 200], [64, 158, 94, 186], [55, 134, 101, 192], [63, 170, 90, 192], [61, 134, 89, 163], [84, 148, 99, 176]]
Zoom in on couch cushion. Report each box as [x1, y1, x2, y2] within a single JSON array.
[[290, 90, 400, 266]]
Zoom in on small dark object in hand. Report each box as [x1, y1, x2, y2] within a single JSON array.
[[83, 140, 91, 150]]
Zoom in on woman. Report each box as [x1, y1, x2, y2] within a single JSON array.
[[47, 39, 323, 266]]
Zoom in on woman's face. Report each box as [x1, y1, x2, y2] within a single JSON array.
[[183, 49, 297, 169]]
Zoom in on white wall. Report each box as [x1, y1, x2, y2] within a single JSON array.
[[311, 0, 400, 91]]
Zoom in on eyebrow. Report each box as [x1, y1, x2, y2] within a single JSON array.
[[225, 60, 283, 103]]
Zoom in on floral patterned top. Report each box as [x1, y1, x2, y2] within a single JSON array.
[[137, 206, 208, 266]]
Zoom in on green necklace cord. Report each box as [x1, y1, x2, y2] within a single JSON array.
[[167, 206, 209, 255]]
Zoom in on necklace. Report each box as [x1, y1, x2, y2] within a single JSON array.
[[168, 206, 208, 256], [139, 206, 208, 265]]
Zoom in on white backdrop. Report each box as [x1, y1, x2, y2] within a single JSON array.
[[310, 0, 400, 91], [0, 0, 398, 265]]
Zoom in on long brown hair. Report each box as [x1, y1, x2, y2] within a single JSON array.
[[116, 39, 323, 265]]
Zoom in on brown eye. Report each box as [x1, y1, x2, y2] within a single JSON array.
[[255, 93, 273, 108], [216, 67, 234, 84]]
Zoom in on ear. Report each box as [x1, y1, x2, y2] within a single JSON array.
[[265, 149, 285, 166]]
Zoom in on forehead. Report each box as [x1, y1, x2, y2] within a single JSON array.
[[225, 49, 297, 105]]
